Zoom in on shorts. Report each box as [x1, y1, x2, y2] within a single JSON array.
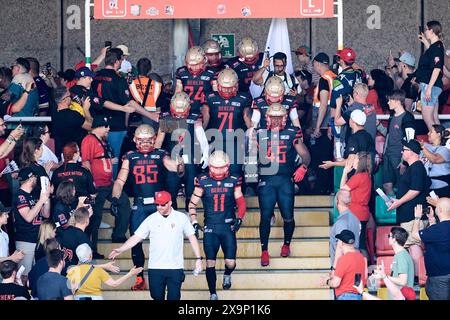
[[382, 153, 402, 185], [203, 224, 237, 260], [420, 83, 442, 107], [400, 220, 428, 248]]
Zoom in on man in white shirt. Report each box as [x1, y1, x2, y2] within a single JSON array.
[[0, 203, 24, 265], [109, 191, 202, 300]]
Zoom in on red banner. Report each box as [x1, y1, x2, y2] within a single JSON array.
[[94, 0, 335, 19]]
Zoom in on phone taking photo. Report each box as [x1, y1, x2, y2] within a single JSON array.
[[105, 41, 112, 48], [419, 26, 424, 34], [354, 273, 362, 287]]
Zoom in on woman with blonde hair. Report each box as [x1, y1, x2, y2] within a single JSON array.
[[34, 220, 56, 261]]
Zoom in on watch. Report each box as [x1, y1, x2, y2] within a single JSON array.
[[196, 257, 203, 260]]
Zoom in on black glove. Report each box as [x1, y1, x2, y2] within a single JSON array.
[[231, 218, 242, 233], [193, 223, 202, 239], [111, 197, 120, 218]]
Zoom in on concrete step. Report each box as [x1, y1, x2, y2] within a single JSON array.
[[98, 226, 330, 240], [101, 210, 330, 228], [103, 289, 332, 300], [97, 257, 331, 271], [97, 240, 329, 259], [106, 271, 329, 291], [104, 195, 333, 210]]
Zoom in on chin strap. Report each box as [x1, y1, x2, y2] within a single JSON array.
[[236, 195, 246, 219]]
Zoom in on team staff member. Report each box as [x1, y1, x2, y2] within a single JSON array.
[[112, 124, 184, 290], [251, 104, 310, 266], [109, 191, 202, 300], [189, 151, 247, 300], [175, 46, 215, 116], [13, 167, 50, 275], [81, 116, 131, 257]]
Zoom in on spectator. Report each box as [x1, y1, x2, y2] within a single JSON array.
[[292, 45, 320, 86], [36, 249, 74, 300], [330, 189, 361, 269], [52, 86, 92, 159], [0, 67, 13, 117], [0, 260, 31, 300], [81, 116, 131, 252], [51, 142, 96, 198], [319, 230, 366, 300], [395, 52, 419, 111], [29, 123, 59, 176], [109, 191, 203, 300], [57, 69, 76, 90], [116, 45, 133, 75], [420, 124, 450, 197], [388, 139, 430, 277], [417, 21, 445, 130], [34, 220, 56, 261], [8, 57, 39, 117], [340, 151, 373, 258], [380, 90, 416, 195], [52, 181, 78, 231], [12, 166, 50, 275], [25, 57, 51, 116], [412, 199, 450, 300], [0, 203, 24, 264], [294, 69, 313, 127], [367, 69, 394, 116], [67, 243, 142, 300]]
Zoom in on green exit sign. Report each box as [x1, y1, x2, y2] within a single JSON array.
[[211, 34, 235, 58]]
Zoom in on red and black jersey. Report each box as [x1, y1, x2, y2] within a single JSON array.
[[51, 162, 97, 197], [81, 134, 113, 188], [208, 62, 227, 78], [12, 189, 44, 243], [52, 200, 77, 231], [205, 92, 251, 137], [124, 149, 168, 199], [194, 173, 242, 225], [256, 126, 303, 177], [57, 226, 93, 267], [225, 53, 264, 93], [176, 67, 215, 114], [252, 95, 298, 129]]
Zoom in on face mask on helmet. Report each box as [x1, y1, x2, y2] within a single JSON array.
[[217, 69, 239, 99], [205, 53, 222, 67], [209, 164, 229, 180], [170, 92, 191, 118], [209, 151, 230, 180], [186, 46, 207, 76], [218, 84, 238, 99], [134, 125, 156, 153], [187, 62, 206, 76], [266, 115, 287, 131]]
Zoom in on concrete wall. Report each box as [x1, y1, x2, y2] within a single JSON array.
[[0, 0, 448, 74]]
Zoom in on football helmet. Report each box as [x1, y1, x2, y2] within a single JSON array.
[[185, 46, 207, 76], [170, 92, 191, 118], [217, 69, 239, 99], [203, 40, 222, 67], [264, 76, 285, 104], [134, 124, 156, 153], [237, 37, 259, 65], [209, 150, 230, 180], [265, 103, 287, 131]]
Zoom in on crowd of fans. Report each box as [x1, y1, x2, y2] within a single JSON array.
[[0, 19, 449, 300]]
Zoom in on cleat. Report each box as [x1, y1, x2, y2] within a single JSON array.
[[210, 293, 219, 300], [131, 276, 147, 291], [281, 244, 291, 257], [222, 275, 232, 290], [261, 250, 270, 267]]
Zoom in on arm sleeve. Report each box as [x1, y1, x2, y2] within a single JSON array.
[[194, 126, 209, 156], [431, 46, 445, 69], [183, 215, 196, 237], [334, 255, 349, 279], [289, 107, 299, 121], [409, 165, 426, 191], [134, 218, 151, 239], [251, 109, 261, 125], [346, 173, 361, 191], [419, 226, 440, 243], [85, 169, 97, 194]]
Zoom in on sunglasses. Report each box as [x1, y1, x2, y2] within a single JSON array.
[[157, 202, 169, 207], [402, 147, 411, 152]]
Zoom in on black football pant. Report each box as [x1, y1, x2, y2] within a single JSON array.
[[148, 269, 185, 300], [165, 164, 199, 211], [258, 175, 295, 251]]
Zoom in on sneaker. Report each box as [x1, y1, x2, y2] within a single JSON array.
[[281, 244, 291, 257], [270, 214, 276, 226], [210, 293, 218, 300], [131, 276, 147, 291], [92, 252, 105, 260], [222, 275, 232, 290], [261, 250, 270, 267], [99, 222, 111, 229]]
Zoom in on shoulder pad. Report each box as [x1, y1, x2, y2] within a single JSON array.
[[177, 66, 187, 73]]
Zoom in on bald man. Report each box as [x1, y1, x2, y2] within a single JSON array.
[[412, 198, 450, 300], [330, 189, 361, 269]]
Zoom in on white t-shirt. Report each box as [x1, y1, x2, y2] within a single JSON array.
[[134, 209, 195, 269], [38, 145, 58, 179], [0, 229, 9, 258]]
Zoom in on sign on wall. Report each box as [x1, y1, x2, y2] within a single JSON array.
[[94, 0, 334, 19], [211, 34, 235, 58]]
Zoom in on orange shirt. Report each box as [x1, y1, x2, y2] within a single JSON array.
[[334, 251, 366, 298], [81, 134, 112, 187]]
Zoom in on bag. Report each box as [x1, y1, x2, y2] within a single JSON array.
[[75, 265, 95, 293]]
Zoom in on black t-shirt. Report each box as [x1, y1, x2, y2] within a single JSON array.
[[401, 75, 419, 101], [344, 129, 375, 159], [52, 109, 85, 160], [51, 162, 96, 197], [0, 283, 31, 300], [396, 160, 431, 224], [57, 225, 93, 267], [12, 189, 44, 243], [415, 41, 445, 88], [52, 199, 77, 231], [91, 68, 132, 131], [318, 77, 331, 93]]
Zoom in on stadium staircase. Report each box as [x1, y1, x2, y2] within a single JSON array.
[[98, 195, 334, 300]]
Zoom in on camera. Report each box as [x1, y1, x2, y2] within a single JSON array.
[[84, 197, 95, 205]]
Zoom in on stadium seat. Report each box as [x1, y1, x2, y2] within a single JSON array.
[[375, 196, 396, 224], [376, 226, 395, 256], [333, 166, 344, 193], [376, 255, 394, 287]]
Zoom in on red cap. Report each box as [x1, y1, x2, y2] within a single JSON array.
[[155, 191, 172, 205], [336, 47, 356, 63], [400, 286, 416, 300]]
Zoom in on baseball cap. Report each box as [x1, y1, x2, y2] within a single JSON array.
[[116, 45, 130, 56], [292, 45, 311, 56], [313, 52, 330, 65], [335, 230, 356, 244], [57, 69, 76, 82], [401, 139, 422, 155], [155, 191, 172, 205], [0, 202, 10, 213], [400, 286, 416, 300], [336, 47, 357, 64], [18, 167, 37, 182], [395, 52, 416, 67], [350, 109, 367, 126], [92, 115, 110, 128], [75, 67, 95, 79]]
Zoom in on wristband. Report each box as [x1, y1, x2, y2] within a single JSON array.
[[196, 257, 203, 260]]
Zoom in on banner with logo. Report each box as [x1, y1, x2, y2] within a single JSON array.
[[94, 0, 334, 19]]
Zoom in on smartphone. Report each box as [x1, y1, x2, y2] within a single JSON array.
[[419, 26, 424, 34], [423, 206, 430, 216], [354, 273, 362, 287], [429, 191, 438, 200], [105, 41, 112, 48]]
